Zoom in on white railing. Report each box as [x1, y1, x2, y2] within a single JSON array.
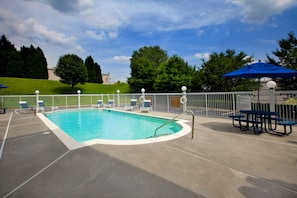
[[1, 90, 297, 121]]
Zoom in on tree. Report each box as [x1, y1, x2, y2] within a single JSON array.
[[128, 46, 168, 92], [54, 54, 88, 89], [267, 32, 297, 90], [199, 49, 253, 91], [0, 35, 24, 77], [85, 56, 103, 83], [20, 45, 48, 79], [153, 55, 195, 92], [94, 62, 103, 84]]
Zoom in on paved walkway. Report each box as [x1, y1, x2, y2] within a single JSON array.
[[0, 109, 297, 197]]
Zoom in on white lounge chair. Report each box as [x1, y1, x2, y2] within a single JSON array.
[[92, 100, 104, 108], [125, 99, 138, 111], [38, 100, 45, 112], [105, 100, 114, 108], [140, 100, 151, 112], [15, 101, 32, 114], [38, 100, 58, 112]]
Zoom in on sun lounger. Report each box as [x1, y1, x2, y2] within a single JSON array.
[[38, 100, 45, 112], [92, 100, 104, 108], [15, 101, 32, 114], [125, 99, 138, 111], [38, 100, 58, 112], [105, 100, 114, 108], [140, 100, 151, 112]]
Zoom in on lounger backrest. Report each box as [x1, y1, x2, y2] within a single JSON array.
[[108, 100, 114, 104], [97, 100, 103, 104], [143, 100, 151, 107], [38, 100, 45, 107], [130, 99, 137, 106], [19, 101, 29, 109]]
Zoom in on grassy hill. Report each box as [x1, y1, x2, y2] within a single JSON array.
[[0, 77, 130, 95]]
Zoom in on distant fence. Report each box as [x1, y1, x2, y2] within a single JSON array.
[[1, 90, 297, 121]]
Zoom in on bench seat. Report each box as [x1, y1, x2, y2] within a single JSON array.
[[228, 115, 244, 128], [277, 121, 297, 135]]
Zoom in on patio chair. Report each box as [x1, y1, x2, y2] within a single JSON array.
[[105, 100, 114, 108], [38, 100, 58, 112], [15, 101, 32, 114], [125, 99, 138, 111], [140, 100, 151, 112], [38, 100, 45, 112], [92, 100, 104, 108]]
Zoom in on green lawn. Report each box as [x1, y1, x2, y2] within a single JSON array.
[[0, 77, 130, 95]]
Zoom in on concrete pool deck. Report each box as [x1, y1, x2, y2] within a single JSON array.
[[0, 109, 297, 197]]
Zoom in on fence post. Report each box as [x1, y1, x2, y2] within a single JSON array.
[[117, 90, 120, 107], [181, 86, 187, 112], [205, 94, 208, 116], [267, 81, 276, 112], [77, 90, 81, 109], [35, 90, 39, 113]]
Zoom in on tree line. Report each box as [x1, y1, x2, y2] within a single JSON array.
[[0, 35, 103, 86], [0, 35, 48, 79], [128, 32, 297, 92]]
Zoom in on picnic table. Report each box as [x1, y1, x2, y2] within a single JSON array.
[[229, 110, 296, 135]]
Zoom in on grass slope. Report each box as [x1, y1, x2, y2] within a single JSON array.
[[0, 77, 130, 95]]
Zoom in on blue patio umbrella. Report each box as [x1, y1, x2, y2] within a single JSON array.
[[223, 61, 297, 106], [0, 84, 8, 89], [223, 62, 297, 79]]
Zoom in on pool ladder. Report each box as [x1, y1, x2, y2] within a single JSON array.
[[153, 110, 195, 139]]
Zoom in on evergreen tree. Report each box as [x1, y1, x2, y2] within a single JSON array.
[[267, 32, 297, 90], [0, 35, 23, 77], [85, 56, 96, 82], [84, 56, 103, 83], [94, 62, 103, 84], [20, 45, 48, 79]]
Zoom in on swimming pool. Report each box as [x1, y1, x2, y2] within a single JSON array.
[[38, 109, 190, 149]]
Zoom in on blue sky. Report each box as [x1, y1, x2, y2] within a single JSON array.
[[1, 0, 297, 83]]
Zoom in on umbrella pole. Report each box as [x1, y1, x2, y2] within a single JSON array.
[[257, 89, 260, 110], [257, 77, 260, 111]]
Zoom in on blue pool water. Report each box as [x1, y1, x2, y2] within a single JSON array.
[[45, 109, 182, 142]]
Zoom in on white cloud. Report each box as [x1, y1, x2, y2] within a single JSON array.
[[1, 0, 296, 81], [194, 53, 210, 60], [228, 0, 297, 23], [198, 30, 205, 36], [113, 56, 131, 62], [0, 6, 80, 47], [78, 0, 94, 8], [108, 31, 118, 39], [86, 30, 106, 41], [86, 30, 118, 40], [31, 19, 77, 46]]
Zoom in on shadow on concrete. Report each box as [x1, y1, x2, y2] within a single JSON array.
[[287, 141, 297, 145], [239, 176, 297, 198], [201, 122, 257, 135]]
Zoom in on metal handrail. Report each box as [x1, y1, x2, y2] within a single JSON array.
[[153, 110, 195, 139]]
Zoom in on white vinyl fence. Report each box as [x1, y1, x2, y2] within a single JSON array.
[[1, 90, 297, 121]]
